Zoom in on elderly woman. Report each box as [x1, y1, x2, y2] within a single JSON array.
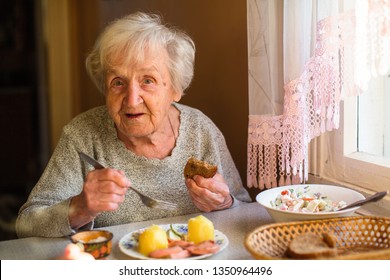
[[16, 12, 251, 238]]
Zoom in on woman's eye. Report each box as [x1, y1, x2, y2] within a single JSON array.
[[112, 79, 125, 87], [143, 77, 154, 85]]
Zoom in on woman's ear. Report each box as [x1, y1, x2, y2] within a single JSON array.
[[173, 90, 182, 102]]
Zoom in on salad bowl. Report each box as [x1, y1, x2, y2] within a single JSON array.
[[256, 184, 366, 222]]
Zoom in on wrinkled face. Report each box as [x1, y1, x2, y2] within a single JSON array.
[[105, 49, 181, 140]]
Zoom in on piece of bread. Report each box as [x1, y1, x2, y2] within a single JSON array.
[[286, 233, 337, 259], [184, 157, 218, 179], [322, 232, 337, 248]]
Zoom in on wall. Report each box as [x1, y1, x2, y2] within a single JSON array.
[[0, 0, 42, 240], [46, 0, 254, 198]]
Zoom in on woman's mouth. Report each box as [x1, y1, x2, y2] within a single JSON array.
[[124, 113, 144, 119]]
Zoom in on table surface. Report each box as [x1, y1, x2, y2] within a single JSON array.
[[0, 202, 273, 260]]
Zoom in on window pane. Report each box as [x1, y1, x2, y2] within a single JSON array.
[[357, 70, 390, 159]]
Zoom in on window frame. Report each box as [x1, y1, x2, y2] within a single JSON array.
[[310, 96, 390, 216], [312, 96, 390, 194]]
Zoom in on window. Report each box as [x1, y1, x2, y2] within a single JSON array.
[[314, 71, 390, 195], [358, 70, 390, 160], [311, 73, 390, 216]]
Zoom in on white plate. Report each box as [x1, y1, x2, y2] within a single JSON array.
[[256, 184, 366, 222], [119, 223, 229, 260]]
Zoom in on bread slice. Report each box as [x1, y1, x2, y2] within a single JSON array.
[[184, 157, 218, 179], [286, 233, 337, 259], [322, 232, 337, 248]]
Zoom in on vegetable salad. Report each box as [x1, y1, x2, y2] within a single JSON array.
[[270, 186, 347, 213]]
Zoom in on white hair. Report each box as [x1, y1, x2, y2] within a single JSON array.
[[86, 12, 195, 95]]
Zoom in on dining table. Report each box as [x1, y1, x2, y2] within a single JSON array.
[[0, 201, 274, 260]]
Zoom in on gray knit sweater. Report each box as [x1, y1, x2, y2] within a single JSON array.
[[16, 103, 251, 238]]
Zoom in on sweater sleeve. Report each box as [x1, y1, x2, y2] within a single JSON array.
[[16, 126, 91, 238]]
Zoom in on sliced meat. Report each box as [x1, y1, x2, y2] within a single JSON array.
[[150, 240, 220, 258], [169, 249, 192, 259], [149, 246, 183, 258], [168, 239, 194, 248], [186, 240, 220, 255]]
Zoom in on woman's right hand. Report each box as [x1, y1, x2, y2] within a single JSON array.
[[69, 168, 130, 229]]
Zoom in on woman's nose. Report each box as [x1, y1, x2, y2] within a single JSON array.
[[124, 83, 143, 107]]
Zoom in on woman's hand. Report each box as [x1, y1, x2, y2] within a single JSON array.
[[69, 168, 130, 229], [57, 243, 95, 260], [185, 173, 233, 212]]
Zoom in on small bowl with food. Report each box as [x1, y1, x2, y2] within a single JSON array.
[[256, 184, 365, 222], [70, 230, 113, 259]]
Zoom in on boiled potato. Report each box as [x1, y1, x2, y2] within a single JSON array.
[[187, 215, 214, 244], [138, 225, 168, 256]]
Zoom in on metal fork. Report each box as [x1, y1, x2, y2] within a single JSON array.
[[78, 151, 177, 211]]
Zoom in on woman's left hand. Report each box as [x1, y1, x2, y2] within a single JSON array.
[[185, 173, 233, 212], [56, 243, 95, 260]]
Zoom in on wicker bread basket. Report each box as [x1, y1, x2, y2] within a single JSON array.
[[245, 216, 390, 260]]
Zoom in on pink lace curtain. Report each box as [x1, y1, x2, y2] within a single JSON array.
[[247, 0, 390, 189]]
